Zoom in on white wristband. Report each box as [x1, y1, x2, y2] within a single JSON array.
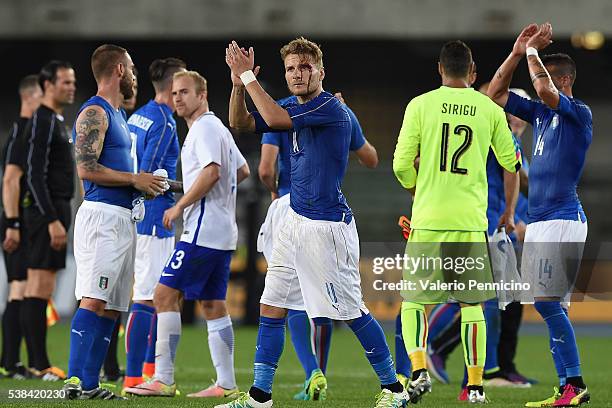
[[526, 47, 538, 57], [239, 70, 257, 86]]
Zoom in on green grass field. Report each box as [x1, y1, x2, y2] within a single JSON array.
[[0, 323, 610, 407]]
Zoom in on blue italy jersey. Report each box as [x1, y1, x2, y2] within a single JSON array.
[[505, 91, 591, 223], [486, 141, 529, 236], [128, 100, 179, 237], [254, 91, 353, 222], [74, 96, 135, 209], [261, 95, 366, 199]]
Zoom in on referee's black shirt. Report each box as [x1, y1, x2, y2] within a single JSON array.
[[2, 117, 29, 208], [23, 104, 75, 223]]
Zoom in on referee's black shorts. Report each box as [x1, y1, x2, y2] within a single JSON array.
[[0, 216, 28, 282], [24, 199, 72, 271]]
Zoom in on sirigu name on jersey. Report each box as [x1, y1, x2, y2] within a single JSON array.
[[441, 103, 477, 116]]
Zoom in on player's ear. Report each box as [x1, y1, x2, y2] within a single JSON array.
[[319, 67, 325, 82], [437, 62, 443, 78], [117, 62, 125, 78]]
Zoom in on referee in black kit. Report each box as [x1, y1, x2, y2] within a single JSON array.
[[21, 61, 76, 381], [0, 75, 42, 379]]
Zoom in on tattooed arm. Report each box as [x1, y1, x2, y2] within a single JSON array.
[[229, 84, 256, 132], [488, 24, 539, 107], [74, 105, 166, 196], [525, 23, 558, 109]]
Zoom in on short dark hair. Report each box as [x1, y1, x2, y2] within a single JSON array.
[[149, 57, 187, 92], [91, 44, 128, 82], [19, 74, 40, 95], [39, 60, 73, 91], [439, 40, 473, 78], [541, 53, 576, 85]]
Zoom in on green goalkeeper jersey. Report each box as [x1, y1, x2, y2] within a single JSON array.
[[393, 86, 521, 231]]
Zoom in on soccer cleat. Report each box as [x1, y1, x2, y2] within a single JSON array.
[[294, 368, 327, 401], [3, 364, 31, 380], [467, 387, 487, 404], [552, 384, 590, 407], [525, 387, 562, 407], [426, 352, 450, 384], [374, 388, 409, 408], [484, 372, 530, 388], [101, 368, 125, 382], [214, 392, 273, 408], [504, 371, 538, 385], [188, 381, 240, 398], [458, 387, 469, 401], [407, 371, 432, 403], [123, 379, 177, 397], [30, 366, 66, 381], [63, 376, 83, 400], [397, 373, 410, 391], [80, 386, 127, 400]]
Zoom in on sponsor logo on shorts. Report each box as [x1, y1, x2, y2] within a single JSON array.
[[99, 276, 109, 290]]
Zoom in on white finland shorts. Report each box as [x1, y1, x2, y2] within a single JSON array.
[[521, 218, 588, 302], [74, 201, 137, 312], [260, 202, 369, 320], [133, 234, 175, 301], [257, 194, 291, 261]]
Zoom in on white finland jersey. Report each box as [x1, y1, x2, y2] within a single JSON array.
[[180, 111, 246, 250]]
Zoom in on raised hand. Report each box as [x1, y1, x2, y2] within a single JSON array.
[[526, 22, 553, 51], [226, 41, 256, 79], [512, 23, 539, 56]]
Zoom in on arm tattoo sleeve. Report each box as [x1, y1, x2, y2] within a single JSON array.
[[75, 108, 107, 172], [527, 56, 553, 84]]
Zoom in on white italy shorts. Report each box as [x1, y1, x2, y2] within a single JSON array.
[[133, 234, 175, 301], [521, 218, 587, 302], [260, 203, 369, 320], [74, 201, 137, 312]]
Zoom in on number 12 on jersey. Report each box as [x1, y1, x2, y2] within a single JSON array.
[[440, 122, 473, 175]]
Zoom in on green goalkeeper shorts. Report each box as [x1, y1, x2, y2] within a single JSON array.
[[401, 229, 495, 304]]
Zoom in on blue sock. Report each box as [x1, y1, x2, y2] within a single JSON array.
[[546, 306, 568, 385], [68, 308, 99, 380], [348, 313, 397, 386], [394, 312, 411, 377], [253, 316, 286, 394], [82, 316, 117, 391], [312, 317, 333, 375], [462, 365, 468, 388], [484, 299, 500, 373], [428, 303, 461, 345], [125, 303, 155, 378], [145, 313, 157, 366], [287, 310, 318, 379], [534, 301, 581, 380]]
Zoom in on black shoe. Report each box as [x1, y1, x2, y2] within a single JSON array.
[[100, 369, 125, 382], [80, 387, 127, 400]]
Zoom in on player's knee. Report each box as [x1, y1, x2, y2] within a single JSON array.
[[25, 269, 56, 299], [8, 280, 26, 301], [534, 300, 562, 318], [153, 284, 180, 312], [200, 300, 227, 320], [260, 303, 287, 319], [79, 297, 108, 315]]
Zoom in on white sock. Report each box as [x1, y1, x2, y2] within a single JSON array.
[[155, 311, 181, 385], [206, 315, 236, 390]]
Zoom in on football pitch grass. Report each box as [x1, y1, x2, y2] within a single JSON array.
[[1, 323, 610, 407]]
